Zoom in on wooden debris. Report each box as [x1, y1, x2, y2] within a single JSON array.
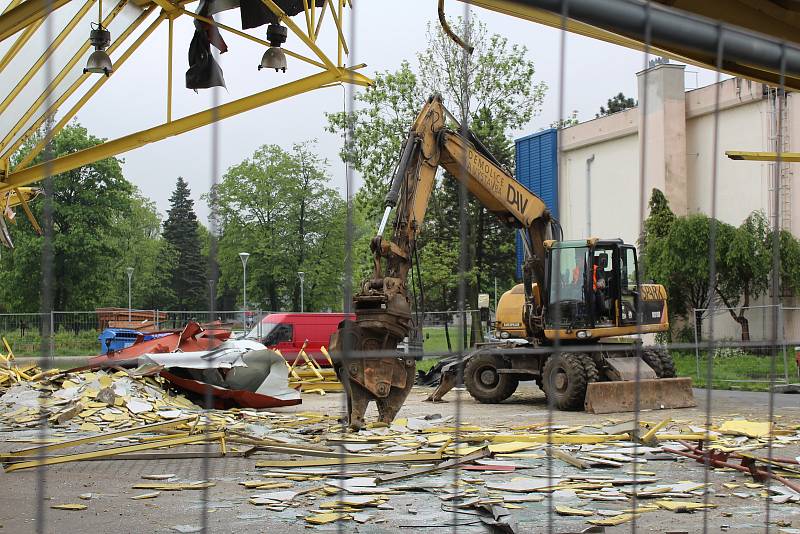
[[132, 482, 215, 491], [131, 492, 161, 500], [376, 447, 490, 484], [549, 448, 588, 469], [555, 505, 594, 517], [50, 504, 88, 511]]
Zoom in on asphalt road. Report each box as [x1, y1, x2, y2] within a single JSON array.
[[0, 383, 798, 533]]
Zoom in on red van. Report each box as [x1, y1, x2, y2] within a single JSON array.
[[247, 312, 354, 367]]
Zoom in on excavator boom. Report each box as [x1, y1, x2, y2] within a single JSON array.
[[330, 94, 555, 429]]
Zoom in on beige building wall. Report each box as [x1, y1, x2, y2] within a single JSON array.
[[556, 64, 800, 343]]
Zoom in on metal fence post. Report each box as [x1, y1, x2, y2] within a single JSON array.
[[693, 308, 701, 381], [49, 310, 55, 358], [780, 305, 789, 384]]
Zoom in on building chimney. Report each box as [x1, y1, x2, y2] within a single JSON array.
[[637, 63, 688, 215]]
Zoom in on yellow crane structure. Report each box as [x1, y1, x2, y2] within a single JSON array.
[[2, 0, 800, 207]]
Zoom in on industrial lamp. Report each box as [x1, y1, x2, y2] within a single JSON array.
[[258, 23, 288, 72], [84, 0, 113, 76]]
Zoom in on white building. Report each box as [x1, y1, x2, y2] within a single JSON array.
[[542, 62, 799, 341]]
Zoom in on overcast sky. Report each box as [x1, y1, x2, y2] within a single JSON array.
[[68, 0, 723, 224]]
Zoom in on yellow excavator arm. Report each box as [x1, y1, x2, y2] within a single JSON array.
[[332, 94, 557, 429]]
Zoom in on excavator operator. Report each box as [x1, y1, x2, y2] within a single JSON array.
[[592, 253, 610, 322]]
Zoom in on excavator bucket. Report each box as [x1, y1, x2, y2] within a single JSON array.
[[584, 377, 696, 414]]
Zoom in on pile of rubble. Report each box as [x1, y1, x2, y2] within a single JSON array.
[[0, 340, 797, 531]]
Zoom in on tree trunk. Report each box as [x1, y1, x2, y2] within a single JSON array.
[[738, 314, 751, 342], [268, 280, 279, 312], [694, 309, 703, 342]]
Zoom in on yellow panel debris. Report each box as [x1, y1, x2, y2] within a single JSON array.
[[589, 513, 640, 526], [555, 505, 593, 517], [656, 501, 716, 512], [305, 512, 349, 525], [488, 441, 537, 454], [131, 492, 161, 500], [50, 504, 88, 511], [719, 420, 772, 438]]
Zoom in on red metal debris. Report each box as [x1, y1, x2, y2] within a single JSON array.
[[663, 441, 800, 494], [159, 370, 300, 409], [89, 322, 230, 366]]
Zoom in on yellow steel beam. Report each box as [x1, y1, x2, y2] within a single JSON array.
[[167, 15, 173, 122], [326, 0, 347, 55], [0, 5, 157, 161], [0, 0, 72, 42], [0, 0, 129, 155], [11, 188, 42, 234], [726, 150, 800, 162], [0, 18, 44, 73], [150, 0, 178, 12], [9, 11, 165, 170], [1, 0, 25, 16], [337, 0, 342, 66], [2, 187, 38, 209], [0, 0, 97, 117], [314, 0, 327, 39], [310, 0, 316, 37], [5, 431, 224, 472], [4, 68, 372, 191], [177, 8, 326, 69], [302, 0, 312, 37], [260, 0, 337, 71], [7, 416, 197, 457]]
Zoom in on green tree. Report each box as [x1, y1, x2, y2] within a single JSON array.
[[0, 123, 138, 312], [327, 14, 545, 311], [778, 229, 800, 295], [716, 211, 772, 342], [326, 61, 421, 220], [110, 192, 176, 310], [210, 141, 349, 312], [645, 210, 734, 340], [597, 92, 636, 118], [162, 177, 207, 310]]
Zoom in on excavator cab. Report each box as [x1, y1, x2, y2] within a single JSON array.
[[542, 239, 666, 340]]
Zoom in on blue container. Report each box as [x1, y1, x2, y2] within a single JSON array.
[[98, 328, 141, 354], [515, 128, 559, 279]]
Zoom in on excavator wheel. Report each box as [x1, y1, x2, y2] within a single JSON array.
[[641, 350, 664, 377], [464, 353, 518, 404], [576, 353, 600, 384], [542, 353, 593, 410], [656, 349, 677, 378]]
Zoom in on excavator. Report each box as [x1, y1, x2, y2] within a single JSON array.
[[330, 93, 695, 429]]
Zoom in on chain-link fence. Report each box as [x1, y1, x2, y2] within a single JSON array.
[[690, 305, 799, 389], [3, 1, 800, 533], [0, 310, 270, 358]]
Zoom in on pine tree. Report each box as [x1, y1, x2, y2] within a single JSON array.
[[162, 177, 207, 310]]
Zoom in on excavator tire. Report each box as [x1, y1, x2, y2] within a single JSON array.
[[656, 349, 677, 378], [542, 353, 590, 411], [576, 353, 600, 384], [464, 353, 518, 404], [641, 350, 664, 377]]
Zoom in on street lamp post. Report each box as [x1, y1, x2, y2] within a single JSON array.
[[239, 252, 250, 331], [125, 267, 134, 322], [208, 279, 216, 307], [298, 271, 305, 313]]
